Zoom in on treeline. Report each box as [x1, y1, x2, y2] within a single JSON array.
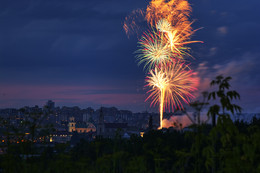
[[0, 116, 259, 173]]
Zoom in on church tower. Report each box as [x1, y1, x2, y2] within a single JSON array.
[[97, 107, 105, 136], [68, 117, 76, 132]]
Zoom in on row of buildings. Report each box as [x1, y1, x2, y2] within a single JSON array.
[[0, 100, 160, 144]]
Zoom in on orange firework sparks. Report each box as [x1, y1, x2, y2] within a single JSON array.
[[145, 0, 203, 59], [157, 18, 203, 59], [123, 0, 202, 129], [123, 9, 145, 38], [146, 0, 191, 27], [145, 61, 198, 129]]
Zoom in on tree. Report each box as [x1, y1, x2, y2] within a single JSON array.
[[207, 75, 242, 126], [206, 75, 242, 173]]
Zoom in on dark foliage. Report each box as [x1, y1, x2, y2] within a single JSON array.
[[0, 117, 259, 173]]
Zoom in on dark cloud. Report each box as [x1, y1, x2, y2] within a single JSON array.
[[0, 0, 260, 112]]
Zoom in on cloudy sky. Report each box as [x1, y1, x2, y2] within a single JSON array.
[[0, 0, 259, 112]]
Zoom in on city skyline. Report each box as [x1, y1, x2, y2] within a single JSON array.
[[1, 0, 260, 112]]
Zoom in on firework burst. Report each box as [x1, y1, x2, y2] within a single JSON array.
[[123, 0, 202, 129], [146, 0, 192, 28], [136, 18, 202, 70], [145, 0, 202, 60], [136, 30, 173, 70], [156, 18, 173, 33], [145, 61, 198, 129], [157, 18, 203, 60]]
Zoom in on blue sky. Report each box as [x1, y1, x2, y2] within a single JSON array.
[[0, 0, 260, 112]]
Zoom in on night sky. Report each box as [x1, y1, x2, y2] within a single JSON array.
[[0, 0, 260, 112]]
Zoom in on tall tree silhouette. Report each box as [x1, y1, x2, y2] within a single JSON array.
[[207, 75, 242, 173], [207, 75, 242, 126]]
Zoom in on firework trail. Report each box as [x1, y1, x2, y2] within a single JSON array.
[[123, 9, 145, 38], [124, 0, 202, 129], [145, 62, 198, 129]]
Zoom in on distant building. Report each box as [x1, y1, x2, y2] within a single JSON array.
[[97, 107, 105, 135], [46, 100, 55, 110], [50, 131, 72, 143], [82, 113, 87, 122], [68, 117, 96, 133], [75, 123, 96, 133], [97, 107, 128, 138], [103, 123, 128, 138], [83, 113, 93, 122], [68, 117, 76, 132]]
